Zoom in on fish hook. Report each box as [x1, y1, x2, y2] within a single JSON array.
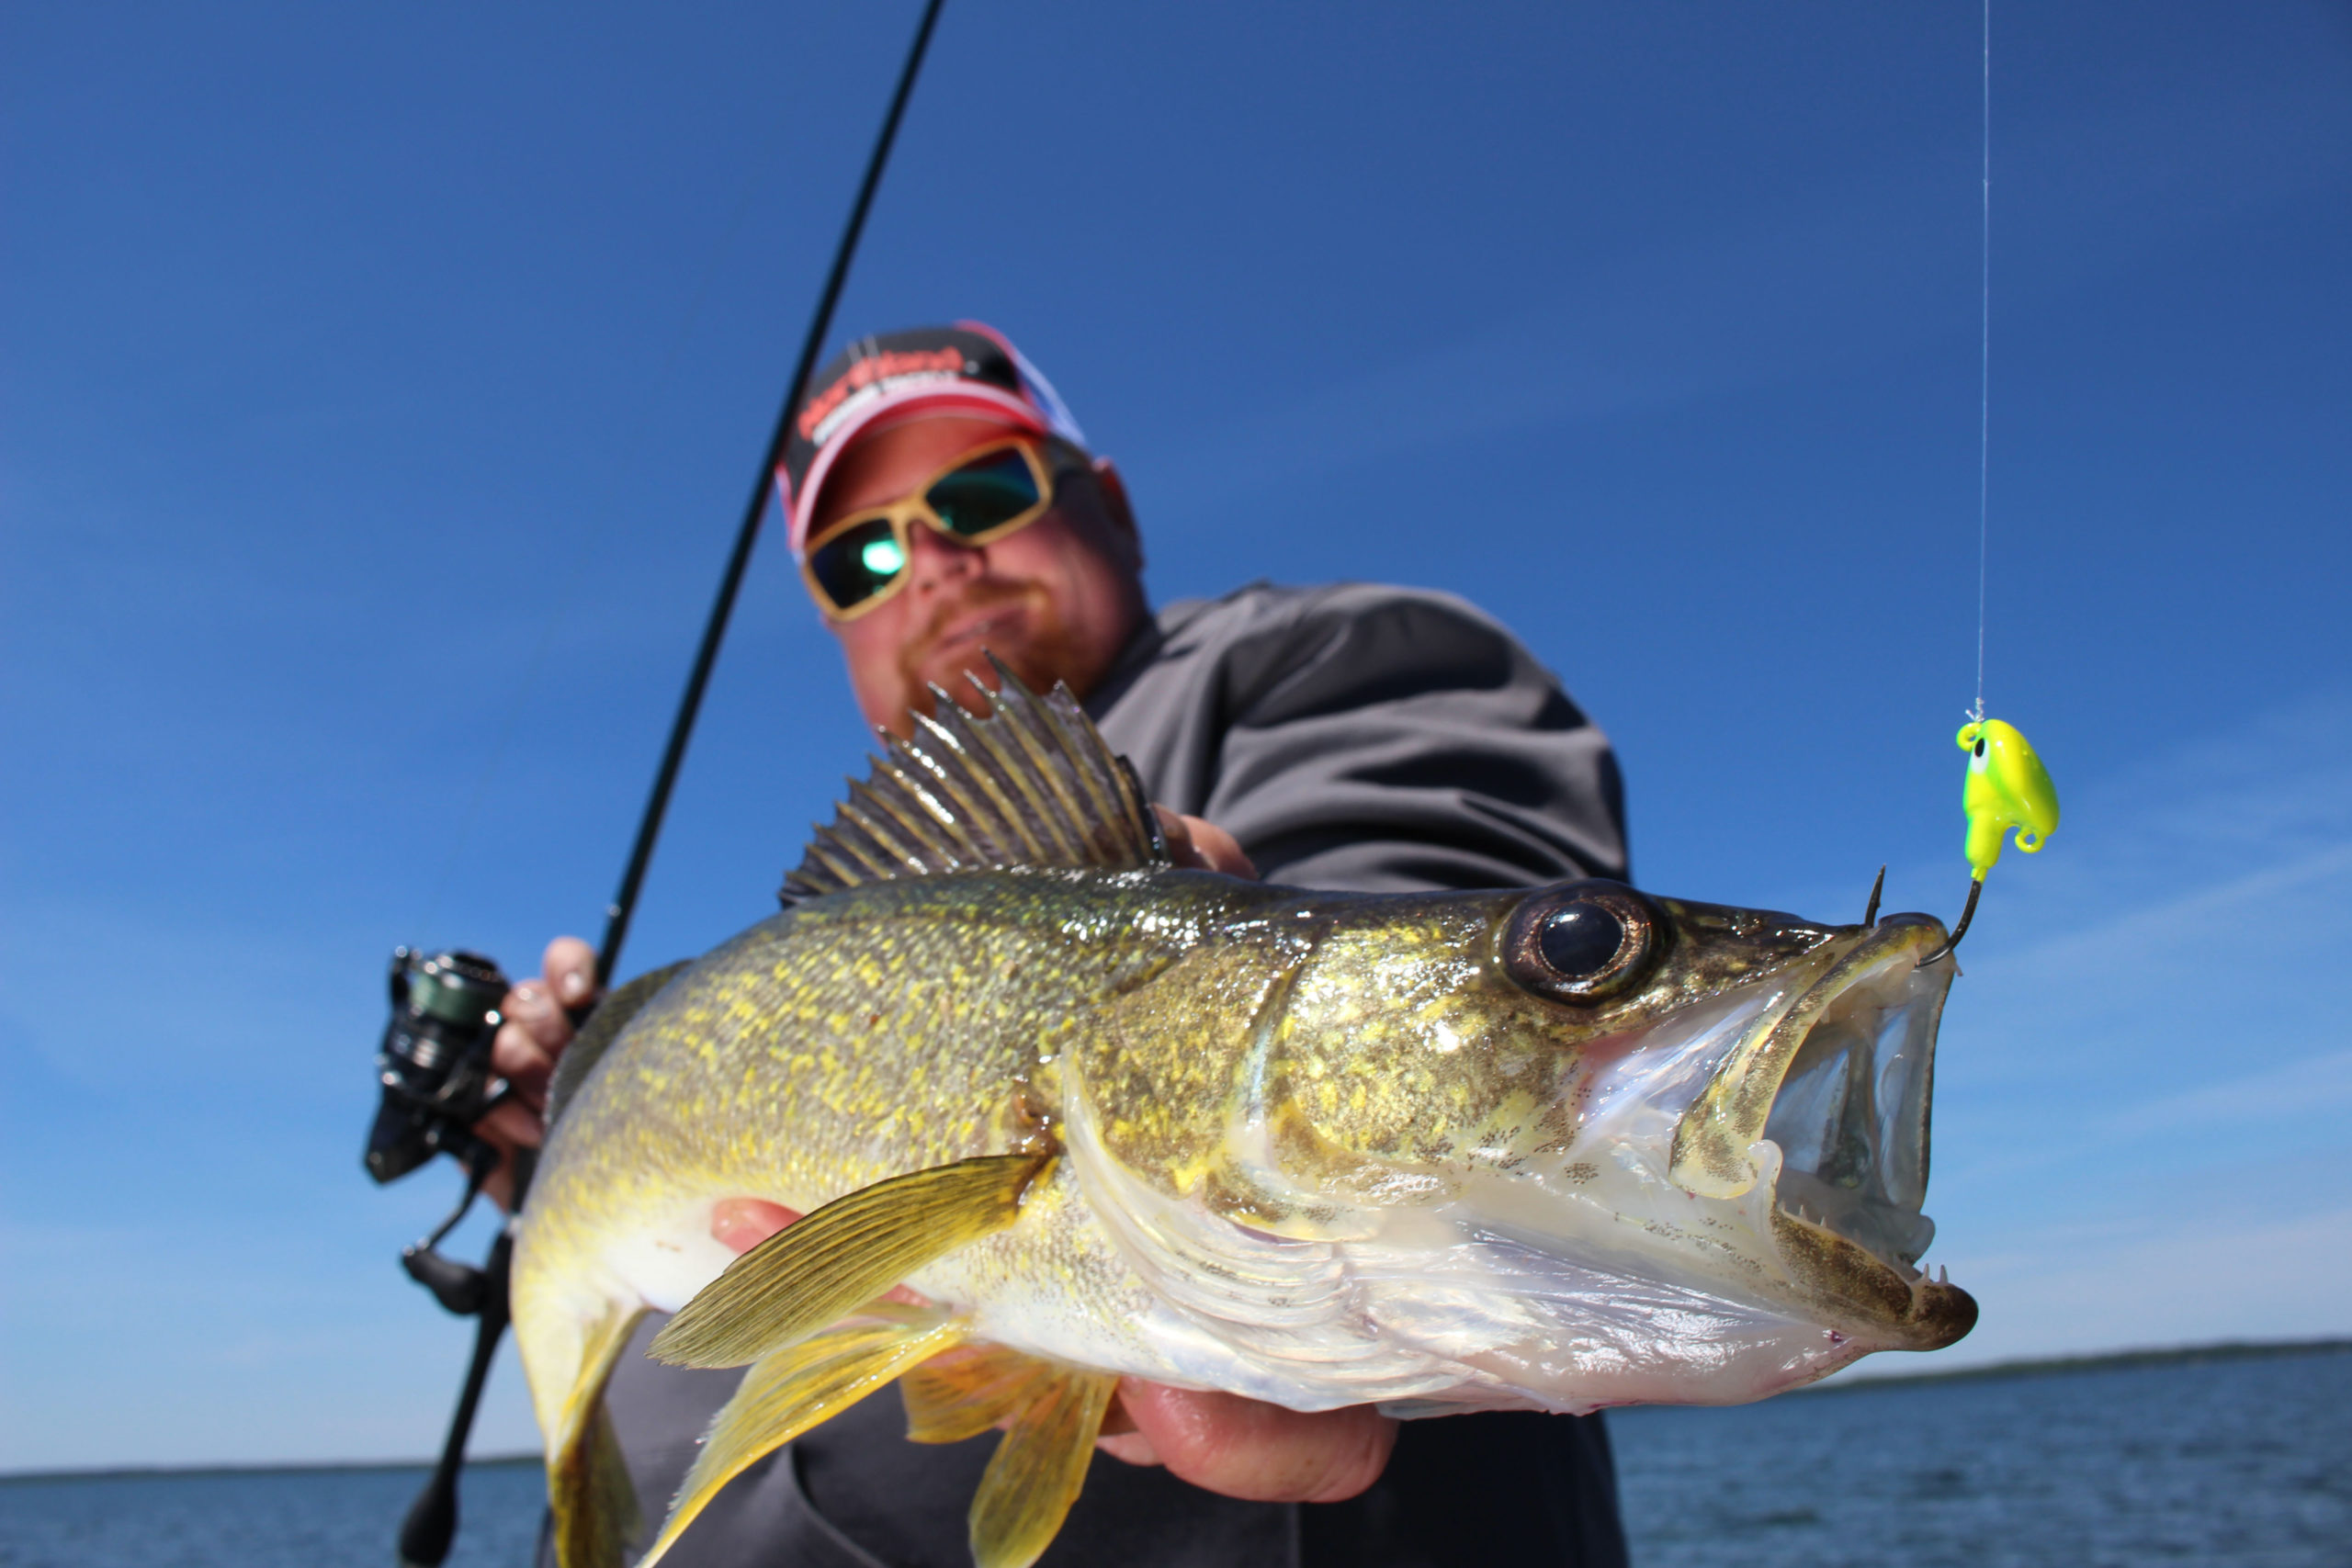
[[1917, 876, 1982, 967], [1861, 865, 1885, 928]]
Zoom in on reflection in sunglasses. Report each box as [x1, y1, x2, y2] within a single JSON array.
[[801, 438, 1066, 621]]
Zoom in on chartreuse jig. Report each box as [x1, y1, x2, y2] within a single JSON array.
[[1917, 716, 2059, 965]]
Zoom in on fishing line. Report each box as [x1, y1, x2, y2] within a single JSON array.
[[1919, 0, 2061, 970], [1972, 0, 1990, 725]]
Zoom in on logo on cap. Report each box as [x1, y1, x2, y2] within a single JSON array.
[[795, 347, 974, 446], [776, 322, 1086, 556]]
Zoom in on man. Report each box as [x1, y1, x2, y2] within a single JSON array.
[[483, 323, 1632, 1566]]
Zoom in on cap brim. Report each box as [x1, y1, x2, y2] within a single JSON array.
[[784, 383, 1051, 555]]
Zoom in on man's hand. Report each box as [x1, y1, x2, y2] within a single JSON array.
[[1155, 807, 1256, 878], [1097, 1382, 1394, 1503], [475, 935, 598, 1210]]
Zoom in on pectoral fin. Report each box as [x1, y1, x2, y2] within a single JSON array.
[[637, 1306, 965, 1568], [649, 1152, 1051, 1370], [968, 1365, 1118, 1568], [547, 1303, 646, 1568]]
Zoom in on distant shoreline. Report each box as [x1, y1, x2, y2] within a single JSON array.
[[1797, 1333, 2352, 1394], [0, 1450, 548, 1484], [8, 1335, 2346, 1483]]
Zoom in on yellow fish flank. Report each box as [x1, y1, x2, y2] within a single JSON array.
[[512, 667, 1976, 1568]]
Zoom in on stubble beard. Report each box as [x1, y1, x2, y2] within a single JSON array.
[[896, 579, 1091, 716]]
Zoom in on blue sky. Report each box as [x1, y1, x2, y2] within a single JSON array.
[[3, 1, 2346, 1470]]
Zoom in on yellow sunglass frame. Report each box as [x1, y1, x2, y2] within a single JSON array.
[[800, 437, 1064, 621]]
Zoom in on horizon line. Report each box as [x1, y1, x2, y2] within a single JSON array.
[[7, 1334, 2346, 1483]]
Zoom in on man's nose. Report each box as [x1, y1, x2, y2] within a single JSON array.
[[902, 520, 981, 594]]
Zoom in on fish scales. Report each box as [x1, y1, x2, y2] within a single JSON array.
[[516, 872, 1290, 1406], [537, 871, 1261, 1190]]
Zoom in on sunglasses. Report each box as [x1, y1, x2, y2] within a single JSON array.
[[800, 438, 1076, 620]]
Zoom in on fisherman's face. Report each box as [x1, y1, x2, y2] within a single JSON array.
[[809, 414, 1148, 736]]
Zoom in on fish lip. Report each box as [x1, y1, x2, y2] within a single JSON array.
[[1668, 913, 1968, 1335], [1767, 1204, 1979, 1352]]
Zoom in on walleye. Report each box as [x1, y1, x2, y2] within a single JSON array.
[[514, 662, 1976, 1568]]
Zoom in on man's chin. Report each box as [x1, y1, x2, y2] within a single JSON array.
[[907, 632, 1079, 716]]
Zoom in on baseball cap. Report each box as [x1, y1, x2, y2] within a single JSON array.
[[776, 321, 1088, 556]]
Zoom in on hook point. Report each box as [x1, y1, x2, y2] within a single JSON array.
[[1918, 877, 1983, 967]]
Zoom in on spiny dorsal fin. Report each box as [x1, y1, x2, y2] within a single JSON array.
[[545, 961, 690, 1128], [783, 653, 1167, 902]]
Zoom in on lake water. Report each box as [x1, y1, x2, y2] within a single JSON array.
[[4, 1348, 2345, 1567], [1609, 1347, 2351, 1568], [0, 1458, 547, 1568]]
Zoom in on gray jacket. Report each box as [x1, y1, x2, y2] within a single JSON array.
[[568, 582, 1633, 1568], [1091, 581, 1625, 892]]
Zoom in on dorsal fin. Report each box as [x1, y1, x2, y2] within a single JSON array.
[[782, 653, 1169, 901]]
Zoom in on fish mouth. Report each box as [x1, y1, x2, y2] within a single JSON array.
[[1761, 916, 1944, 1266], [1670, 914, 1975, 1346]]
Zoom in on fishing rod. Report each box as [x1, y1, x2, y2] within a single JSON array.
[[596, 0, 948, 990], [369, 4, 948, 1562]]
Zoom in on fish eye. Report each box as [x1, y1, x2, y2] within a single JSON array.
[[1501, 880, 1660, 1005], [1540, 902, 1623, 974]]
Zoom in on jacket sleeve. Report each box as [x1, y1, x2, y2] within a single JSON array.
[[1195, 585, 1628, 894]]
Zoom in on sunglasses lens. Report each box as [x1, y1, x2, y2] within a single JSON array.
[[927, 447, 1044, 537], [807, 519, 907, 612]]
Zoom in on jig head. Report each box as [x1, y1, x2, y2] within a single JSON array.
[[1920, 717, 2059, 966]]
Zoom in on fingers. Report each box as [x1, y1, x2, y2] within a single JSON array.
[[1108, 1381, 1395, 1503], [1152, 807, 1260, 880], [711, 1197, 800, 1254], [492, 1005, 562, 1111], [544, 936, 598, 1014], [473, 1099, 546, 1212], [1179, 815, 1256, 878], [491, 936, 600, 1112], [1153, 806, 1204, 868], [476, 1098, 545, 1154], [476, 935, 600, 1212], [1094, 1389, 1160, 1465]]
